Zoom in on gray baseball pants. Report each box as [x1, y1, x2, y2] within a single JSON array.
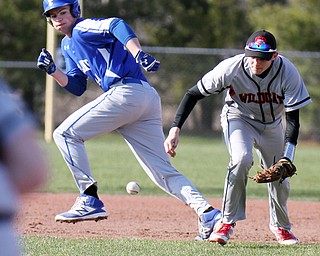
[[53, 78, 211, 215], [221, 105, 291, 230]]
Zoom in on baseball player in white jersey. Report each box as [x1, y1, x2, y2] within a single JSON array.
[[165, 30, 312, 245], [37, 0, 222, 240]]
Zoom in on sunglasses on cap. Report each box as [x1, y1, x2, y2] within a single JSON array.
[[245, 41, 277, 52]]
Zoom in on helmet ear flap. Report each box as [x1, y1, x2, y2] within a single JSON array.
[[70, 2, 81, 18]]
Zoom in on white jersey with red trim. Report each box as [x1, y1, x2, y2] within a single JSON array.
[[197, 54, 312, 123]]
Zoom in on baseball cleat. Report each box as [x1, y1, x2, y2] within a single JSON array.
[[270, 226, 299, 245], [209, 223, 236, 245], [195, 208, 222, 241], [56, 215, 108, 224], [55, 194, 108, 223]]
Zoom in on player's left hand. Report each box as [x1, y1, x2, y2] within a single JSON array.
[[135, 50, 160, 72], [37, 48, 56, 75], [164, 127, 181, 157], [249, 158, 297, 183]]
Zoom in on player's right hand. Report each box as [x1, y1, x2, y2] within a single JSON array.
[[135, 50, 160, 72], [37, 48, 56, 75], [164, 127, 181, 158]]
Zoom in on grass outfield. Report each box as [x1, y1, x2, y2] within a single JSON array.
[[22, 237, 320, 256], [24, 133, 319, 255], [42, 132, 320, 201]]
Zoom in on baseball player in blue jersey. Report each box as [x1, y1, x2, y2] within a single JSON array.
[[165, 30, 312, 245], [37, 0, 222, 240]]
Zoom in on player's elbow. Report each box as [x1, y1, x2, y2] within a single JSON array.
[[64, 75, 87, 96]]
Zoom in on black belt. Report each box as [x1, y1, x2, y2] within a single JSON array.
[[122, 78, 142, 85]]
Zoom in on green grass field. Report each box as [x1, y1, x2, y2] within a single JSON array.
[[43, 133, 320, 201], [23, 133, 320, 255], [22, 237, 320, 256]]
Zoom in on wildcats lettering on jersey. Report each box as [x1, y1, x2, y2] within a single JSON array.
[[239, 92, 284, 104]]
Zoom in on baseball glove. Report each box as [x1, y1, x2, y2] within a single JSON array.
[[249, 158, 297, 183]]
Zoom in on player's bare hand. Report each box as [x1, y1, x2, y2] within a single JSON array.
[[164, 127, 180, 158]]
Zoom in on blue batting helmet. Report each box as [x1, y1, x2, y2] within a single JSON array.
[[42, 0, 81, 18]]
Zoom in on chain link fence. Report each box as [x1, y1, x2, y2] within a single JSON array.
[[0, 47, 319, 140]]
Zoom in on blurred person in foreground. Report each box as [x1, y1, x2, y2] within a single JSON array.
[[0, 77, 49, 255], [165, 30, 312, 245]]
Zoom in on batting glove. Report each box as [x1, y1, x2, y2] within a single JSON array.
[[135, 50, 160, 72], [37, 48, 56, 75]]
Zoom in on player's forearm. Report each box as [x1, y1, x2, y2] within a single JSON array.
[[284, 109, 300, 145], [172, 85, 205, 129], [283, 109, 300, 161], [125, 38, 142, 58], [51, 68, 68, 87], [50, 70, 87, 96]]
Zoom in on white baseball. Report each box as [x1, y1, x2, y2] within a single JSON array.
[[126, 181, 140, 195]]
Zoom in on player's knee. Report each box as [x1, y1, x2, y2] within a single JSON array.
[[53, 128, 63, 143], [228, 153, 253, 181], [232, 152, 253, 170]]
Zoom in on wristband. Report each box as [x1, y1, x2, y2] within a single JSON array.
[[135, 50, 144, 63], [283, 142, 296, 162]]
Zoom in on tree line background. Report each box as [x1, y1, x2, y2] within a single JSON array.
[[0, 0, 319, 140]]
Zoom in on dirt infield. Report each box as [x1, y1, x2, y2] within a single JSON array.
[[16, 193, 320, 244]]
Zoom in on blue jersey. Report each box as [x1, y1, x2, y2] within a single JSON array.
[[61, 17, 147, 94]]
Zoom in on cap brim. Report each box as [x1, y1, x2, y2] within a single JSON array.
[[245, 50, 274, 61]]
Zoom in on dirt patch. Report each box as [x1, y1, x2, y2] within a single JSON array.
[[16, 193, 320, 244]]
